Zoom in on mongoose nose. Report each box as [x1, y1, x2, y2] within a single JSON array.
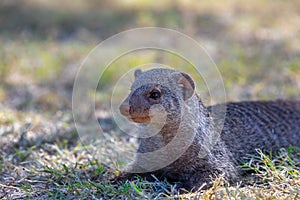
[[119, 104, 131, 116]]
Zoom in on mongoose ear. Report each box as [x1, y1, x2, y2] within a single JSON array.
[[172, 72, 195, 100], [134, 69, 142, 79], [178, 72, 195, 100]]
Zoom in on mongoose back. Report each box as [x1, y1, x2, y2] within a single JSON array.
[[118, 68, 300, 190]]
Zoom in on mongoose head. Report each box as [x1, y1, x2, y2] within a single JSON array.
[[119, 68, 195, 124]]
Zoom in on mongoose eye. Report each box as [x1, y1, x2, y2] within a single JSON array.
[[149, 90, 161, 100]]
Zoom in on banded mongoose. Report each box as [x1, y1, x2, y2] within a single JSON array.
[[118, 68, 300, 190]]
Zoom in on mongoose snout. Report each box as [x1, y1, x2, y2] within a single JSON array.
[[119, 103, 130, 117]]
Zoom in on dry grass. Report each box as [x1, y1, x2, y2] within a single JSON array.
[[0, 109, 299, 199], [0, 0, 300, 199]]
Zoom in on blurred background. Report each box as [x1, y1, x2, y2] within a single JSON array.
[[1, 0, 299, 115]]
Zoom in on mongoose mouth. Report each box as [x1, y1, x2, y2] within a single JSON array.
[[128, 116, 151, 123], [119, 102, 152, 123]]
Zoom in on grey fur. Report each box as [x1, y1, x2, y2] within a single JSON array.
[[118, 68, 300, 190]]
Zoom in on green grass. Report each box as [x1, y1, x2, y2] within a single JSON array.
[[0, 0, 300, 199], [1, 121, 299, 199]]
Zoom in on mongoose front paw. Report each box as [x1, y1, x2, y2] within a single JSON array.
[[112, 172, 159, 184], [111, 172, 135, 183]]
